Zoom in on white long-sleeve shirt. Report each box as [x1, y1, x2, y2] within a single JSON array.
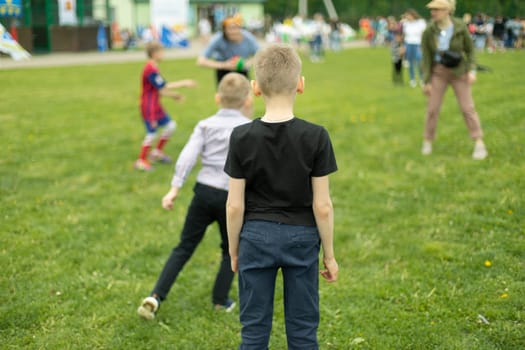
[[171, 109, 251, 191], [403, 19, 427, 45]]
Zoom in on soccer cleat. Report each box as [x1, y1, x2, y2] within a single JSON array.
[[151, 149, 172, 163], [134, 159, 153, 171], [421, 140, 432, 155], [214, 299, 236, 313], [472, 142, 488, 160], [137, 296, 159, 320], [409, 80, 417, 88]]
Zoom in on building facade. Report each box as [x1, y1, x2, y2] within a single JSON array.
[[0, 0, 265, 52]]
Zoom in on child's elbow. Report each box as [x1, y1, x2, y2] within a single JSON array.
[[313, 200, 333, 219], [227, 201, 244, 215]]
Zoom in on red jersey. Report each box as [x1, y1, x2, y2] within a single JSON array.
[[140, 61, 167, 121]]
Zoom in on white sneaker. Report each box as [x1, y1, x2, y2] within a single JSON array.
[[137, 296, 159, 320], [472, 142, 488, 160], [214, 299, 236, 313], [410, 80, 417, 88], [150, 149, 172, 163], [421, 140, 432, 155]]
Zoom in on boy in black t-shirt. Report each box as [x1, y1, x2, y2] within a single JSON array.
[[224, 43, 339, 350]]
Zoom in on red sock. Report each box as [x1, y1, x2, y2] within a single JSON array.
[[139, 145, 151, 161], [156, 138, 168, 151]]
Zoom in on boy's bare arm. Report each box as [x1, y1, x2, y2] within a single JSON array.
[[197, 56, 237, 71], [226, 178, 246, 273], [166, 79, 197, 89], [312, 176, 339, 282], [160, 80, 196, 101]]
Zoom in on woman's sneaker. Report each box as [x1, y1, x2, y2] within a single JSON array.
[[421, 140, 432, 155], [137, 296, 160, 320], [214, 299, 236, 313], [472, 141, 488, 160]]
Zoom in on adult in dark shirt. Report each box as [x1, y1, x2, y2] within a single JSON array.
[[492, 16, 506, 51]]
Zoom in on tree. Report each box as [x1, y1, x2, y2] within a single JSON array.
[[264, 0, 524, 24]]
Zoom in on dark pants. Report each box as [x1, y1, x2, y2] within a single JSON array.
[[393, 59, 403, 84], [238, 220, 321, 350], [151, 183, 234, 305]]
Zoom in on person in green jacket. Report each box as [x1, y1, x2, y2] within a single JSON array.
[[421, 0, 488, 160]]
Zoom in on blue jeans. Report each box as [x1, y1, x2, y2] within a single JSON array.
[[474, 34, 487, 50], [238, 220, 321, 350], [309, 34, 323, 59], [405, 43, 422, 81]]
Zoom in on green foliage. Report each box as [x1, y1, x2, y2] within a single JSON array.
[[265, 0, 525, 23], [1, 48, 524, 349]]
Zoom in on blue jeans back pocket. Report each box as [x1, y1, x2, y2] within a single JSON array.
[[240, 223, 267, 243], [289, 227, 320, 248]]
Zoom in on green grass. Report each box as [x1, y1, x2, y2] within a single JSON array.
[[1, 48, 524, 349]]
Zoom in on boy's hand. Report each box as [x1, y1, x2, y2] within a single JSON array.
[[162, 187, 179, 210], [222, 58, 238, 71], [320, 256, 338, 282], [150, 120, 158, 129], [468, 72, 477, 85], [172, 93, 185, 102]]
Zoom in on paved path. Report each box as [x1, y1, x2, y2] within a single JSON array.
[[0, 40, 368, 70]]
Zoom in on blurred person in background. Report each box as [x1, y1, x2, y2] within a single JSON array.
[[421, 0, 488, 160], [403, 9, 427, 87], [387, 16, 401, 44], [391, 31, 406, 85], [198, 14, 259, 85], [309, 13, 326, 62], [198, 17, 212, 44], [329, 19, 342, 51], [473, 13, 488, 50], [517, 18, 525, 48], [492, 15, 506, 51], [505, 16, 522, 48]]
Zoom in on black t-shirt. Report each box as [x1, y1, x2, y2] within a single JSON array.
[[224, 117, 338, 226]]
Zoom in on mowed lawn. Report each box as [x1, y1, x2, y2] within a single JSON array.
[[0, 47, 523, 350]]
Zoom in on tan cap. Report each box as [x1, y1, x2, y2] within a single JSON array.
[[426, 0, 451, 10]]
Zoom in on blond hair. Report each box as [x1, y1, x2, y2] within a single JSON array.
[[448, 0, 456, 14], [217, 72, 251, 109], [405, 8, 421, 20], [146, 41, 163, 58], [254, 44, 302, 97]]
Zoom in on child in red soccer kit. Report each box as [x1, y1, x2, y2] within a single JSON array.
[[135, 41, 197, 171]]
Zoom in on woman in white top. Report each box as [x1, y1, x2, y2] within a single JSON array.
[[403, 9, 427, 87]]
